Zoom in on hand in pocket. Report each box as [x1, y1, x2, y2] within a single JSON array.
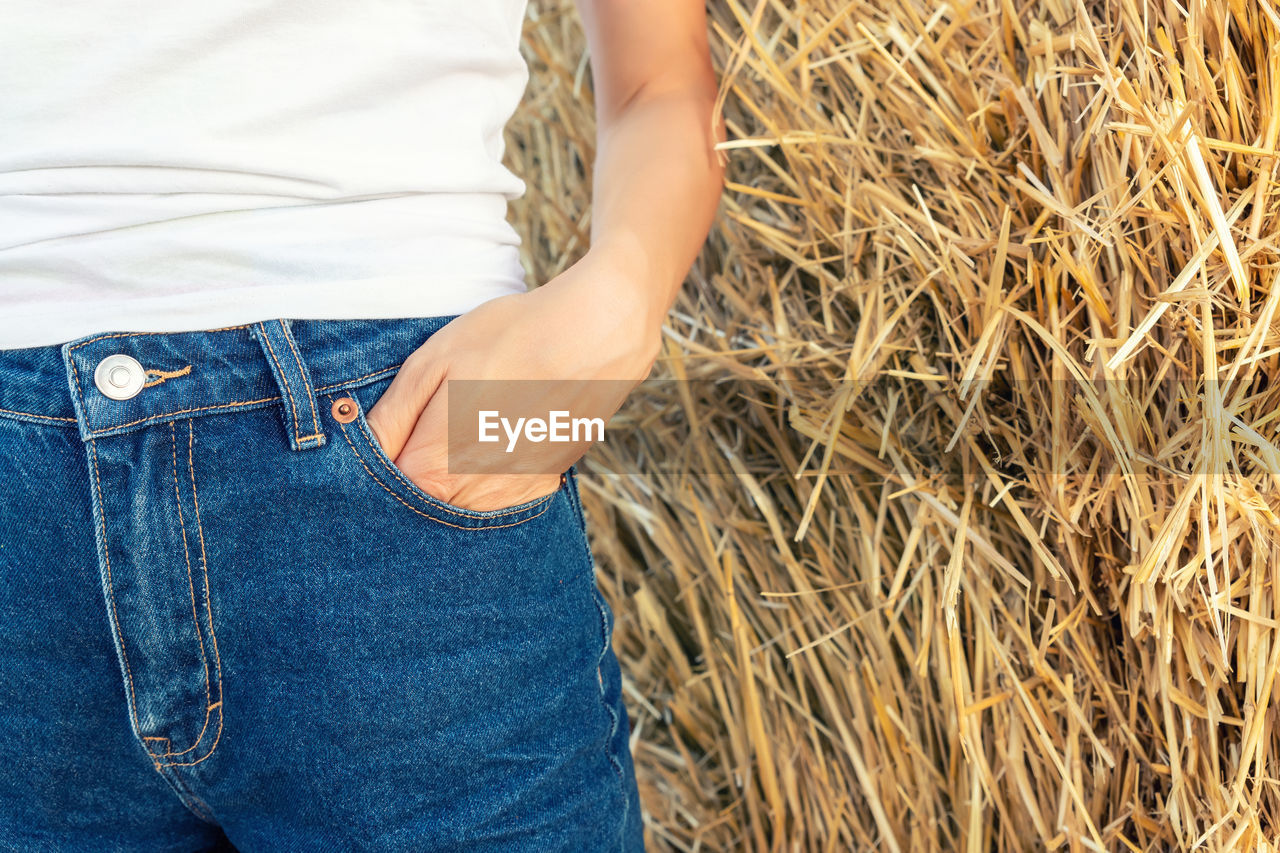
[[365, 267, 658, 513]]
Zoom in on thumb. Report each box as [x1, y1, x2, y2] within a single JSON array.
[[365, 344, 447, 462]]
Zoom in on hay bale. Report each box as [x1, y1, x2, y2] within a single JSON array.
[[510, 1, 1280, 849]]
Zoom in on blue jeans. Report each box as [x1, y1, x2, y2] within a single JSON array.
[[0, 316, 644, 851]]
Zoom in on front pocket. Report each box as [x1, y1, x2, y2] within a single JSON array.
[[323, 382, 565, 531]]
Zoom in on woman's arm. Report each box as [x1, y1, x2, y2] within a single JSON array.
[[577, 0, 727, 332], [364, 0, 725, 512]]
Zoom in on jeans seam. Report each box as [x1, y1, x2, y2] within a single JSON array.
[[313, 364, 402, 395], [278, 319, 323, 439], [256, 321, 304, 444], [158, 420, 225, 769], [60, 357, 415, 438], [157, 763, 219, 824], [87, 439, 148, 745], [85, 396, 283, 436], [326, 373, 566, 522], [151, 420, 216, 761], [352, 410, 548, 521], [565, 469, 594, 556], [67, 344, 88, 414], [64, 327, 251, 353], [331, 416, 555, 531], [0, 406, 77, 425], [589, 579, 626, 786]]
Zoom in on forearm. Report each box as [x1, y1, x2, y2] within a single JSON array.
[[583, 86, 726, 333]]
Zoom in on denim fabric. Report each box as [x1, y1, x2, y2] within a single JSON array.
[[0, 316, 644, 852]]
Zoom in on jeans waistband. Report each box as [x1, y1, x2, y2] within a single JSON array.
[[0, 316, 458, 444]]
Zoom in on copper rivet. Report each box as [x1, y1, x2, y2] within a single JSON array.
[[331, 397, 358, 424]]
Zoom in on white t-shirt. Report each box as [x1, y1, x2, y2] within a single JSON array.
[[0, 0, 533, 349]]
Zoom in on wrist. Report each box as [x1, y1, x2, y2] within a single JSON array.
[[525, 260, 662, 380], [581, 232, 682, 333]]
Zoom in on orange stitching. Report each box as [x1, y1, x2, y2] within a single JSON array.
[[63, 335, 417, 439], [143, 365, 192, 388], [157, 420, 225, 769], [69, 331, 160, 352], [333, 420, 554, 531], [67, 325, 249, 352], [88, 440, 147, 744], [68, 354, 86, 409], [154, 421, 214, 760], [360, 416, 550, 520], [86, 396, 281, 435], [71, 348, 281, 434], [279, 319, 322, 439], [256, 322, 303, 444], [158, 709, 224, 768], [314, 364, 401, 394], [328, 393, 555, 521], [295, 432, 325, 443], [67, 354, 399, 435], [0, 406, 76, 423]]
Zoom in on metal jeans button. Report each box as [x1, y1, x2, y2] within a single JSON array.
[[93, 354, 146, 400], [331, 397, 358, 424]]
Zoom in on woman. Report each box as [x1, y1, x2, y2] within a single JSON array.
[[0, 0, 724, 849]]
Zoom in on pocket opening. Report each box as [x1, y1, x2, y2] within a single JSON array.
[[324, 383, 566, 530]]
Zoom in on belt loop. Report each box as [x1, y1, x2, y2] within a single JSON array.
[[250, 319, 327, 451]]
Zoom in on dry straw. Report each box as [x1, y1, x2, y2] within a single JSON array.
[[510, 0, 1280, 850]]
